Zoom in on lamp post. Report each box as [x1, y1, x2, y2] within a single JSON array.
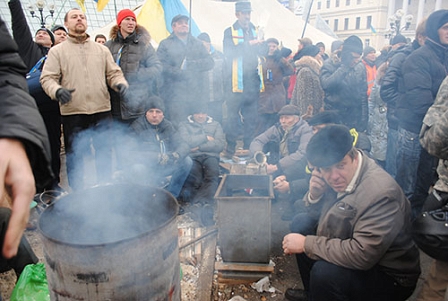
[[27, 0, 55, 28], [385, 9, 413, 39]]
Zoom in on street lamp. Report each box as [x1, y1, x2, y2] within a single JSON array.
[[385, 9, 413, 39], [27, 0, 55, 28]]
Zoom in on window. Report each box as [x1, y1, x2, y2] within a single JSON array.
[[365, 39, 370, 46], [366, 16, 372, 29], [344, 18, 349, 30], [346, 0, 350, 5], [336, 0, 340, 7], [355, 17, 360, 29], [326, 0, 330, 8], [357, 0, 361, 3], [334, 19, 339, 31], [325, 19, 329, 24], [317, 1, 321, 9]]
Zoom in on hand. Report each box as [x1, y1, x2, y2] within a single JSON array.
[[266, 164, 278, 174], [158, 153, 170, 166], [309, 168, 327, 200], [283, 233, 306, 254], [56, 88, 75, 104], [169, 152, 180, 164], [115, 83, 128, 99], [0, 139, 35, 259], [273, 175, 286, 186], [206, 136, 214, 141], [191, 147, 199, 152], [274, 179, 290, 194]]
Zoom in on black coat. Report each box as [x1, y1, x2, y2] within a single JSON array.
[[320, 57, 368, 132], [0, 16, 53, 190], [380, 41, 418, 130], [8, 0, 58, 113], [396, 39, 448, 133], [157, 33, 214, 108], [106, 25, 162, 121]]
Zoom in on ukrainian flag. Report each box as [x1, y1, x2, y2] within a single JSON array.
[[137, 0, 201, 43], [370, 24, 377, 35]]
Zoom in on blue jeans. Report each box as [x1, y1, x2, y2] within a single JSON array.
[[395, 127, 421, 199], [385, 127, 398, 178]]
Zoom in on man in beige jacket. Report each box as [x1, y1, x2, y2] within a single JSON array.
[[41, 8, 128, 191]]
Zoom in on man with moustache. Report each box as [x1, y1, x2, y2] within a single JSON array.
[[282, 125, 420, 301], [157, 14, 214, 125], [41, 8, 128, 191]]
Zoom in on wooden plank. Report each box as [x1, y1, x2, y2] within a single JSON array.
[[215, 262, 274, 273], [197, 231, 217, 301]]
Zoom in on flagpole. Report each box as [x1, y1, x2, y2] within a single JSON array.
[[189, 0, 192, 35], [301, 0, 314, 38]]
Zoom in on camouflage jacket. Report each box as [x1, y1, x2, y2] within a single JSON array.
[[420, 76, 448, 192]]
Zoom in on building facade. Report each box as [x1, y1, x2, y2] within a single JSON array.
[[308, 0, 448, 49]]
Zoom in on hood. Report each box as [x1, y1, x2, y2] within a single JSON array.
[[425, 10, 448, 43], [187, 115, 213, 124], [109, 24, 151, 45], [294, 55, 322, 75]]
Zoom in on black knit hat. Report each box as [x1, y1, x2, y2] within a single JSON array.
[[307, 110, 341, 126], [51, 24, 67, 33], [306, 125, 354, 168], [390, 34, 407, 45], [363, 46, 376, 57], [342, 35, 363, 55], [295, 45, 320, 61], [425, 10, 448, 43], [197, 32, 211, 43], [278, 104, 300, 116], [146, 96, 165, 112], [35, 28, 55, 45]]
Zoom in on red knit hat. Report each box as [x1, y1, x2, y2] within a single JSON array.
[[116, 9, 136, 26]]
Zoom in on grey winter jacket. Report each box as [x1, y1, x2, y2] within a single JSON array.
[[178, 116, 225, 158], [250, 119, 313, 171]]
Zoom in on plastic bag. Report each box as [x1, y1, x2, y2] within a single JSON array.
[[10, 263, 50, 301]]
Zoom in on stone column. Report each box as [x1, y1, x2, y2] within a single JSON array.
[[416, 0, 424, 26], [435, 0, 442, 11]]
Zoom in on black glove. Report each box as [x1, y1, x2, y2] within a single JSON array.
[[56, 88, 75, 105], [115, 84, 128, 99]]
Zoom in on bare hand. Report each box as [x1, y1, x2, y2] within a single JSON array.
[[191, 147, 199, 152], [274, 179, 290, 193], [283, 233, 306, 254], [206, 136, 214, 141], [266, 164, 278, 174], [0, 139, 35, 259], [309, 168, 327, 200]]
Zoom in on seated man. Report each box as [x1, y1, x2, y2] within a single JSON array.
[[129, 96, 192, 201], [282, 125, 420, 301], [276, 110, 372, 221], [250, 104, 313, 177], [178, 108, 225, 225]]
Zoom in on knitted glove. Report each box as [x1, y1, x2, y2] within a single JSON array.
[[56, 88, 75, 104]]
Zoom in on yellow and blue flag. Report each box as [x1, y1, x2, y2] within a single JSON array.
[[370, 24, 377, 35], [137, 0, 201, 44], [93, 0, 110, 12]]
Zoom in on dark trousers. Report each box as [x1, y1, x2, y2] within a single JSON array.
[[295, 256, 416, 301], [182, 155, 220, 204], [0, 208, 38, 277], [39, 109, 61, 190], [61, 112, 113, 190], [410, 148, 439, 219], [225, 91, 259, 152]]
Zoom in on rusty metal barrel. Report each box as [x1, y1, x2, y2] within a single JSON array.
[[38, 184, 180, 301]]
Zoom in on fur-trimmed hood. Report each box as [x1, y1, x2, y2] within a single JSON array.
[[109, 24, 151, 45], [294, 55, 322, 75]]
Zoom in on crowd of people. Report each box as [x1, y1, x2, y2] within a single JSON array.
[[1, 0, 448, 300]]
